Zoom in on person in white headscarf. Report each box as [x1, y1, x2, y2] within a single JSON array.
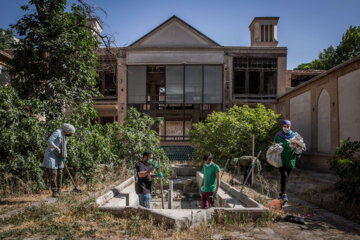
[[42, 123, 75, 197]]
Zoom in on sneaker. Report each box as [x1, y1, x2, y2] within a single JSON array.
[[52, 192, 59, 198], [280, 194, 288, 202]]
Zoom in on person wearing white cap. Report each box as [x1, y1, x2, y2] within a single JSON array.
[[42, 123, 75, 197]]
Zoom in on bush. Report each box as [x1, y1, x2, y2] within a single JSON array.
[[330, 139, 360, 201], [0, 85, 48, 193], [0, 85, 170, 195], [189, 104, 281, 167]]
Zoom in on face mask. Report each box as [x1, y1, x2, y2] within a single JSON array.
[[65, 134, 72, 137], [148, 158, 153, 163], [205, 162, 213, 167], [283, 127, 290, 133]]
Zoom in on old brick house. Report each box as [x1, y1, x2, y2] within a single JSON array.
[[95, 16, 287, 143]]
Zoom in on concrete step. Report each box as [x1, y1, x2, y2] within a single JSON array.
[[103, 183, 138, 208]]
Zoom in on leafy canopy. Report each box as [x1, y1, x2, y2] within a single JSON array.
[[10, 0, 100, 120], [189, 104, 281, 167], [296, 26, 360, 70]]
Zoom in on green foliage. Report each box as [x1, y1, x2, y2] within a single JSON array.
[[330, 139, 360, 201], [115, 108, 171, 180], [0, 0, 171, 195], [0, 28, 15, 50], [296, 26, 360, 70], [0, 84, 170, 194], [189, 104, 281, 167], [0, 85, 48, 193], [10, 0, 100, 121]]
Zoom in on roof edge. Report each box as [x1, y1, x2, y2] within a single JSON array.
[[278, 55, 360, 99], [249, 17, 279, 28], [129, 15, 220, 47]]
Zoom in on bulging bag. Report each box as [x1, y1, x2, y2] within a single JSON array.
[[289, 132, 306, 155], [266, 143, 283, 168]]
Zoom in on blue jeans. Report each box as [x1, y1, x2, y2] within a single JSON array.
[[138, 193, 151, 208]]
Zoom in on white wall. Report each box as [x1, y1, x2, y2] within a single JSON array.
[[338, 68, 360, 141], [137, 21, 211, 48], [290, 91, 311, 151], [317, 89, 331, 153], [127, 50, 224, 64]]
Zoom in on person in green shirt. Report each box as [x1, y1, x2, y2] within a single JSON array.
[[274, 120, 296, 203], [201, 153, 220, 209]]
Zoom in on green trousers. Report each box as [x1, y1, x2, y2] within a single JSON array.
[[49, 168, 63, 193]]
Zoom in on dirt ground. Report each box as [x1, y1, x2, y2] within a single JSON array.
[[213, 169, 360, 240], [1, 167, 360, 239]]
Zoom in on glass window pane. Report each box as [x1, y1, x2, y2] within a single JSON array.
[[166, 65, 184, 103], [234, 71, 246, 94], [264, 71, 276, 95], [185, 65, 202, 104], [128, 66, 146, 104], [249, 71, 260, 94], [204, 65, 222, 103]]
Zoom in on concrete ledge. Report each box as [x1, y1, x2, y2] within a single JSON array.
[[197, 171, 265, 209], [96, 176, 135, 206], [99, 206, 214, 230], [213, 208, 268, 222], [172, 165, 198, 177], [96, 167, 267, 229]]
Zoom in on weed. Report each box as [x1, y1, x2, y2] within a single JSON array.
[[223, 213, 235, 225], [255, 210, 274, 227]]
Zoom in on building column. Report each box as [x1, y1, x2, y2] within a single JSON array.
[[117, 50, 127, 122]]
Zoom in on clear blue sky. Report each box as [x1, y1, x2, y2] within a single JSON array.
[[1, 0, 359, 69]]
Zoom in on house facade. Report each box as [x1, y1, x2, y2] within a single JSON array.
[[94, 16, 287, 142]]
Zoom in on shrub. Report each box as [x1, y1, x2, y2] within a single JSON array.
[[330, 139, 360, 201], [0, 85, 170, 195], [0, 85, 48, 193], [189, 104, 281, 167]]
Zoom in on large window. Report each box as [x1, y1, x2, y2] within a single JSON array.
[[128, 64, 223, 104], [166, 65, 184, 103], [185, 65, 202, 104], [204, 65, 222, 103], [128, 66, 146, 104], [233, 58, 277, 100]]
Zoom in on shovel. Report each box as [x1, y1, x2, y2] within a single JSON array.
[[63, 162, 82, 193]]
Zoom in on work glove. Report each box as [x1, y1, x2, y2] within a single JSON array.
[[212, 191, 218, 200], [61, 158, 67, 163], [199, 191, 202, 197], [148, 162, 158, 172], [157, 172, 163, 178]]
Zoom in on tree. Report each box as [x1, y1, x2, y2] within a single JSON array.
[[189, 104, 281, 167], [296, 26, 360, 70], [0, 28, 15, 50], [10, 0, 100, 120]]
